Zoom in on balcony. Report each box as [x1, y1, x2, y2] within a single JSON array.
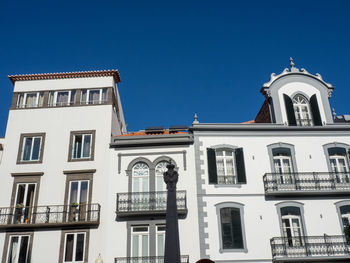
[[116, 191, 187, 217], [263, 172, 350, 197], [271, 235, 350, 262], [0, 203, 100, 229], [115, 256, 189, 263]]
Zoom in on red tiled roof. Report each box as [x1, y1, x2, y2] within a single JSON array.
[[241, 120, 255, 124], [119, 130, 188, 137], [8, 69, 121, 84]]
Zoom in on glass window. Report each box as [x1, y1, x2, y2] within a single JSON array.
[[292, 94, 313, 126], [132, 162, 149, 192], [220, 207, 244, 249], [155, 161, 168, 192], [68, 181, 89, 222], [216, 149, 236, 184], [156, 225, 165, 257], [80, 89, 107, 105], [6, 235, 30, 263], [49, 90, 76, 106], [13, 183, 36, 224], [17, 92, 44, 108], [72, 134, 92, 159], [64, 233, 86, 263], [131, 226, 149, 258], [280, 206, 304, 247], [340, 205, 350, 229], [21, 136, 42, 162]]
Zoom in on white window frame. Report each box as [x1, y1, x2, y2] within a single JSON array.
[[80, 89, 106, 105], [72, 134, 92, 159], [131, 226, 149, 258], [21, 136, 42, 162], [13, 183, 37, 224], [156, 225, 165, 257], [17, 92, 42, 108], [155, 161, 168, 192], [6, 235, 31, 263], [330, 154, 350, 183], [49, 90, 73, 106], [215, 149, 236, 184], [63, 232, 86, 263], [132, 162, 150, 193], [292, 94, 313, 126]]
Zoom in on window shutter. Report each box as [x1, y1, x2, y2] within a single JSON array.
[[235, 148, 246, 183], [230, 208, 244, 249], [284, 94, 296, 126], [310, 94, 322, 126], [207, 148, 218, 184]]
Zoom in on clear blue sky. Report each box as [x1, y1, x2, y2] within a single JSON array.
[[0, 0, 349, 136]]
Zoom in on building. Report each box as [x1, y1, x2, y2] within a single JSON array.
[[191, 60, 350, 262], [0, 70, 126, 262], [0, 60, 350, 263]]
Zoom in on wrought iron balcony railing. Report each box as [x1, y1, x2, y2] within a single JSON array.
[[116, 191, 187, 217], [0, 203, 100, 229], [263, 172, 350, 196], [114, 256, 189, 263], [271, 235, 350, 261]]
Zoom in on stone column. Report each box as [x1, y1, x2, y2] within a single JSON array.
[[163, 162, 181, 263]]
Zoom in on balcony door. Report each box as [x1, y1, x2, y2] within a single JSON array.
[[132, 162, 149, 211], [131, 226, 149, 258], [281, 207, 304, 248], [330, 154, 350, 183], [273, 154, 294, 190], [68, 180, 89, 222], [6, 235, 30, 263], [155, 162, 168, 211], [13, 183, 36, 224]]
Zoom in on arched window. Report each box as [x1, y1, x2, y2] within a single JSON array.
[[328, 147, 350, 183], [292, 94, 313, 126], [340, 205, 350, 228], [155, 161, 168, 191], [272, 148, 294, 186], [132, 162, 149, 192], [220, 207, 244, 250], [280, 206, 304, 247]]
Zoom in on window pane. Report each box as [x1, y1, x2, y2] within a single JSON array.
[[31, 137, 41, 160], [80, 181, 88, 204], [102, 89, 107, 101], [132, 236, 139, 257], [81, 90, 87, 103], [22, 138, 32, 161], [69, 182, 78, 204], [38, 93, 44, 107], [230, 208, 243, 249], [26, 94, 37, 107], [220, 208, 243, 249], [73, 135, 82, 158], [141, 235, 148, 257], [89, 90, 100, 103], [70, 90, 76, 104], [82, 135, 91, 158], [75, 234, 85, 261], [18, 236, 29, 263], [17, 94, 25, 108], [157, 234, 164, 256], [8, 236, 19, 263], [64, 234, 74, 261], [16, 184, 26, 205], [57, 91, 69, 105]]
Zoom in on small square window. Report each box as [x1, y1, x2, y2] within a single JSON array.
[[17, 133, 45, 164], [68, 131, 95, 162]]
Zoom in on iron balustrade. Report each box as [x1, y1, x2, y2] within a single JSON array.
[[263, 172, 350, 195], [114, 256, 189, 263], [116, 191, 187, 216], [271, 235, 350, 260], [0, 203, 100, 229]]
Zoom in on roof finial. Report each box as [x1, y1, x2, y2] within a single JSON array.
[[289, 57, 295, 68], [332, 108, 337, 119], [193, 113, 199, 124]]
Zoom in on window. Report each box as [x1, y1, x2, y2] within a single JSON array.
[[155, 161, 168, 192], [13, 183, 36, 224], [326, 146, 350, 183], [5, 235, 31, 263], [283, 94, 322, 126], [132, 162, 150, 192], [68, 131, 95, 162], [17, 133, 45, 164], [80, 89, 107, 105], [272, 147, 294, 186], [340, 205, 350, 229], [216, 203, 247, 252], [127, 222, 165, 258], [280, 206, 304, 247], [63, 232, 86, 263], [131, 226, 149, 258], [207, 147, 246, 185], [49, 90, 76, 107], [17, 92, 44, 108], [292, 94, 313, 126], [68, 181, 89, 222]]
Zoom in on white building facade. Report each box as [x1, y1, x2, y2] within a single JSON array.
[[192, 61, 350, 263]]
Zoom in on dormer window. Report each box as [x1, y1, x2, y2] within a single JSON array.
[[292, 94, 313, 126]]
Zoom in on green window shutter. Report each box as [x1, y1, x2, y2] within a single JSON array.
[[235, 148, 246, 184], [310, 94, 322, 126], [284, 94, 296, 126], [207, 148, 218, 184]]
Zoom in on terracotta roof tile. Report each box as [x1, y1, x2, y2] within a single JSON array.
[[8, 69, 121, 84], [241, 120, 255, 124]]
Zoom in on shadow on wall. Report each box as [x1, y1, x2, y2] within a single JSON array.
[[196, 259, 215, 263]]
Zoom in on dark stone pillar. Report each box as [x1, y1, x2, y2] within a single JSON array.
[[163, 162, 181, 263]]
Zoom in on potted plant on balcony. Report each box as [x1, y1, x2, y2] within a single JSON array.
[[69, 202, 79, 222]]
